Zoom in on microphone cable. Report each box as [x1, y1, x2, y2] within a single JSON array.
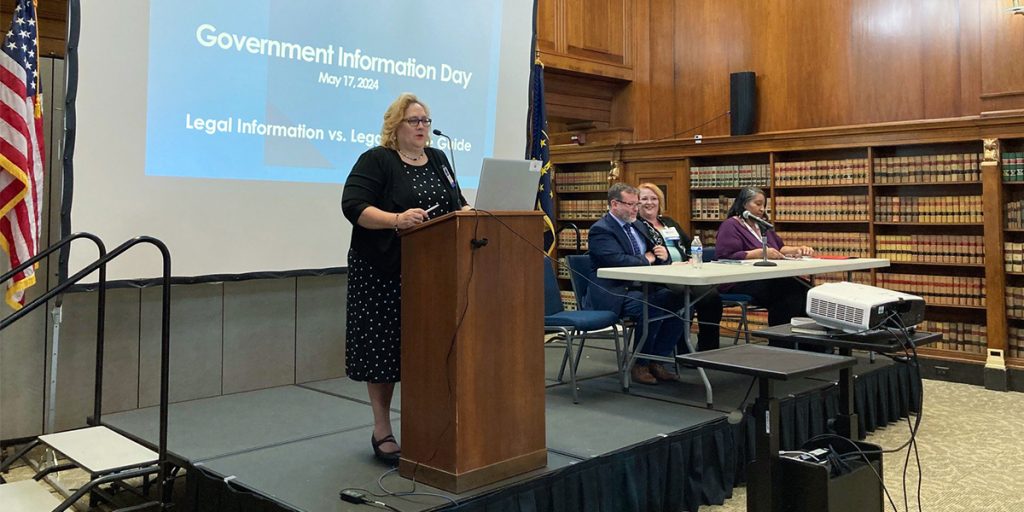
[[469, 209, 728, 352], [432, 129, 459, 189], [646, 110, 731, 144]]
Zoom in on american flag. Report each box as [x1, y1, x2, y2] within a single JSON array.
[[0, 0, 44, 310]]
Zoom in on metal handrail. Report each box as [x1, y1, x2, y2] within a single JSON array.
[[0, 235, 173, 507], [0, 232, 107, 426], [557, 222, 581, 252], [1, 232, 106, 423], [0, 231, 105, 292]]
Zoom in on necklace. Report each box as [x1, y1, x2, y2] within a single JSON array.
[[398, 149, 425, 161]]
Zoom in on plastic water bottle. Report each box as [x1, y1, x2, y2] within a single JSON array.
[[690, 236, 703, 269]]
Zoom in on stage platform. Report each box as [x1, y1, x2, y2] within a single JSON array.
[[101, 342, 920, 511]]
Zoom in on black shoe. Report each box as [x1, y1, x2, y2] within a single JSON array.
[[372, 434, 401, 463]]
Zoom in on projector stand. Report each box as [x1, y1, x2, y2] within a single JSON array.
[[753, 224, 776, 267]]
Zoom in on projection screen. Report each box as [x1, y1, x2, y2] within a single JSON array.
[[70, 0, 535, 281]]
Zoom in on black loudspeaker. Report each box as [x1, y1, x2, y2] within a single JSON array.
[[730, 71, 756, 136]]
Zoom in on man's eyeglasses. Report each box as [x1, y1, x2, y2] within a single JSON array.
[[613, 199, 639, 208], [403, 117, 432, 127]]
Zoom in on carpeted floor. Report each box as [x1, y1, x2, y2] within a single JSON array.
[[705, 378, 1024, 512]]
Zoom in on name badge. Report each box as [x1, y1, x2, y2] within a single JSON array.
[[660, 227, 681, 242], [441, 164, 456, 189]]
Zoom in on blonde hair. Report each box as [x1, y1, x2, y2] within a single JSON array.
[[637, 182, 666, 214], [380, 93, 430, 150]]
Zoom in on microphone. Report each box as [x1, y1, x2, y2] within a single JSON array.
[[432, 128, 459, 189], [742, 210, 774, 231]]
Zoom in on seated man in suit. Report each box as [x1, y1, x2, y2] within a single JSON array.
[[585, 183, 687, 385]]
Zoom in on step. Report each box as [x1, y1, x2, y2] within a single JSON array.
[[39, 426, 158, 474], [0, 479, 62, 511]]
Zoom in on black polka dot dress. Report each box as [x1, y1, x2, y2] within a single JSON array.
[[345, 158, 455, 383]]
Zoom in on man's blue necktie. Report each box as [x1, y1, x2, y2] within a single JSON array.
[[624, 224, 641, 256]]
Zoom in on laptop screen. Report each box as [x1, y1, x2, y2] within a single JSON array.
[[473, 158, 543, 211]]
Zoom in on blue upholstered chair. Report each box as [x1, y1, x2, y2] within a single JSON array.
[[563, 255, 632, 381], [703, 246, 756, 344], [545, 257, 623, 403]]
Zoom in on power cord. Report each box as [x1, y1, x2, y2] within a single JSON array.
[[479, 208, 931, 511], [647, 110, 731, 143], [365, 213, 483, 505], [727, 376, 756, 424], [470, 209, 727, 335], [405, 212, 484, 489], [801, 435, 898, 511], [338, 467, 458, 510], [340, 488, 402, 511], [376, 467, 457, 506], [803, 313, 926, 512], [889, 315, 924, 512]]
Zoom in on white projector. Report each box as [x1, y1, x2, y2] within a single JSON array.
[[806, 282, 925, 333]]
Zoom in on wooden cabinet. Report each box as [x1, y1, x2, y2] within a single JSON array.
[[536, 0, 634, 81], [550, 115, 1024, 372]]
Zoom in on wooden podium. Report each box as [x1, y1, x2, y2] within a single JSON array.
[[397, 210, 547, 493]]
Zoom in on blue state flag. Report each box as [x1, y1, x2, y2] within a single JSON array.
[[528, 59, 556, 255]]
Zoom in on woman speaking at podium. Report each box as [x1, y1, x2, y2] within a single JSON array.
[[341, 93, 468, 462]]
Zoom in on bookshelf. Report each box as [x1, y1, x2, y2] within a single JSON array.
[[548, 115, 1024, 380], [1003, 137, 1024, 362], [551, 161, 612, 309], [689, 154, 771, 248]]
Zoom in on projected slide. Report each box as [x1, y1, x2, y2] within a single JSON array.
[[73, 0, 531, 280], [145, 0, 502, 186]]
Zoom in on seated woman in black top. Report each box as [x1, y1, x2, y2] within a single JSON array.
[[636, 182, 723, 352]]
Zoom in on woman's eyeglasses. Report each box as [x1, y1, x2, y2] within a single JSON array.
[[403, 117, 432, 127]]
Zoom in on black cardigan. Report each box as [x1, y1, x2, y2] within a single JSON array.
[[341, 146, 467, 277], [638, 215, 693, 262]]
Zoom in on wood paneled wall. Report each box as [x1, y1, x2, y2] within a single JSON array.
[[8, 1, 1023, 137], [540, 0, 1024, 141]]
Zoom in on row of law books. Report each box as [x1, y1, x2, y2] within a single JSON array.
[[692, 229, 717, 247], [774, 158, 868, 186], [773, 195, 869, 221], [691, 198, 774, 220], [556, 257, 571, 280], [918, 320, 987, 354], [689, 164, 769, 188], [876, 273, 986, 307], [1001, 152, 1024, 182], [1005, 287, 1024, 319], [558, 199, 606, 220], [1007, 327, 1024, 359], [875, 234, 984, 265], [1004, 199, 1024, 229], [717, 308, 768, 337], [691, 196, 732, 220], [560, 290, 577, 311], [557, 228, 590, 250], [555, 170, 608, 192], [874, 153, 981, 183], [812, 271, 873, 286], [1005, 242, 1024, 272], [776, 231, 870, 257], [874, 195, 983, 223]]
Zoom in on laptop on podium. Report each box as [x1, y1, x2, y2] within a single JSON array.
[[473, 158, 543, 211]]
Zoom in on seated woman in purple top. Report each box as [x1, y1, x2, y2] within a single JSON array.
[[716, 187, 817, 342]]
